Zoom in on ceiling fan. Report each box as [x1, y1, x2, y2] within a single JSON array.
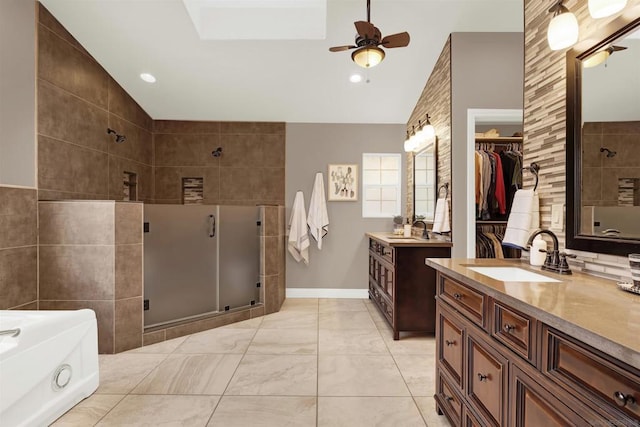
[[583, 45, 627, 68], [329, 0, 410, 68]]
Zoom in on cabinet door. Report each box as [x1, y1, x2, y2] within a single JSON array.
[[437, 303, 465, 387], [510, 364, 599, 426], [467, 332, 508, 426], [436, 370, 463, 427]]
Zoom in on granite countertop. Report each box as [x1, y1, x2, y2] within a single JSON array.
[[425, 258, 640, 368], [366, 232, 453, 248]]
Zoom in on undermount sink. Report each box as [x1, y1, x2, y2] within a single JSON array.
[[467, 267, 560, 283]]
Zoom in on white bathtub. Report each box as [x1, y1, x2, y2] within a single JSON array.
[[0, 309, 99, 426]]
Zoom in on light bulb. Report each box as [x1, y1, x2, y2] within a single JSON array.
[[588, 0, 627, 18], [547, 10, 579, 50]]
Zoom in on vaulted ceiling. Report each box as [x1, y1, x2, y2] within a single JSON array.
[[40, 0, 523, 124]]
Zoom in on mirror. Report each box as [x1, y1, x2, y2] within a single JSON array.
[[566, 17, 640, 256], [413, 142, 437, 221]]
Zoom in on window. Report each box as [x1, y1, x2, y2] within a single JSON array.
[[362, 153, 402, 218]]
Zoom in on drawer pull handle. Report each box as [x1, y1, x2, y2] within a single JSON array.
[[453, 293, 463, 300], [445, 340, 456, 347], [503, 324, 516, 333], [613, 391, 636, 407], [477, 373, 488, 382], [445, 395, 454, 402]]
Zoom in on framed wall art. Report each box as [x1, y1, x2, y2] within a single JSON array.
[[328, 164, 358, 201]]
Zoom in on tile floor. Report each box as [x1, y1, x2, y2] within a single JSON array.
[[52, 298, 452, 426]]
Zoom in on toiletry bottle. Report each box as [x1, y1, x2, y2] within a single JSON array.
[[404, 219, 412, 238], [530, 237, 546, 266]]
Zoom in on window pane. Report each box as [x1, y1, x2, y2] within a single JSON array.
[[381, 156, 399, 170], [415, 201, 428, 214], [364, 170, 380, 185], [381, 187, 397, 201], [414, 156, 427, 169], [363, 156, 380, 170], [415, 171, 427, 186], [427, 155, 435, 169], [381, 170, 398, 185], [364, 201, 380, 214], [380, 201, 398, 215], [415, 187, 428, 199], [426, 173, 435, 186], [365, 187, 381, 201]]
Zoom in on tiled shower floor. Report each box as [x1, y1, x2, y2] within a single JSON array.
[[52, 298, 451, 426]]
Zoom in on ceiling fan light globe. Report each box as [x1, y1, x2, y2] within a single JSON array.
[[547, 11, 579, 51], [352, 46, 385, 68], [583, 50, 610, 68], [588, 0, 627, 18]]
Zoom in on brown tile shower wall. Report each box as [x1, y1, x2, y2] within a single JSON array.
[[38, 200, 143, 353], [37, 4, 153, 202], [582, 121, 640, 206], [0, 187, 38, 310], [153, 120, 285, 205], [260, 205, 286, 314], [405, 37, 452, 219]]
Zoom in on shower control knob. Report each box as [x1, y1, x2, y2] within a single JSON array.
[[52, 364, 72, 391]]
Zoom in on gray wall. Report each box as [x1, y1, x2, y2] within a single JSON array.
[[286, 123, 405, 290], [0, 0, 36, 187], [450, 32, 524, 257]]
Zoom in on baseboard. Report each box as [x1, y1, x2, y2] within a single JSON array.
[[285, 288, 369, 299]]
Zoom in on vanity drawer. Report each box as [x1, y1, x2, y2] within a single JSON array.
[[437, 371, 463, 427], [491, 301, 536, 364], [467, 333, 507, 426], [369, 239, 395, 264], [438, 304, 465, 387], [542, 326, 640, 422], [439, 275, 486, 328]]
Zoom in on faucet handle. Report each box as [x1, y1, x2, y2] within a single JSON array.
[[557, 253, 574, 275]]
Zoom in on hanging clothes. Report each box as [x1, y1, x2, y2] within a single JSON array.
[[475, 144, 522, 220]]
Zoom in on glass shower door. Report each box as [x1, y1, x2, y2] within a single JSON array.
[[143, 205, 218, 327]]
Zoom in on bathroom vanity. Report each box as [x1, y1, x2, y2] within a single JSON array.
[[426, 258, 640, 426], [366, 232, 452, 340]]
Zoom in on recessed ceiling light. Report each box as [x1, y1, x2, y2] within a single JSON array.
[[349, 74, 363, 83], [140, 73, 156, 83]]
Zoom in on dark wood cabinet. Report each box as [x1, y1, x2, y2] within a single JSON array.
[[367, 236, 451, 340], [435, 271, 640, 427]]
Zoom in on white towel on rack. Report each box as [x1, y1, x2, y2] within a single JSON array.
[[288, 191, 310, 264], [307, 172, 329, 250], [432, 198, 451, 233], [502, 189, 540, 249]]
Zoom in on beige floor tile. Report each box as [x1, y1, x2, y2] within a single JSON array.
[[225, 354, 317, 396], [382, 333, 437, 355], [319, 298, 368, 312], [260, 311, 318, 329], [318, 397, 426, 427], [414, 396, 453, 427], [319, 311, 377, 330], [365, 304, 389, 323], [280, 298, 319, 311], [247, 328, 317, 355], [96, 395, 220, 426], [318, 355, 410, 396], [127, 336, 187, 354], [220, 317, 264, 329], [174, 327, 256, 353], [394, 354, 437, 396], [132, 353, 242, 395], [51, 394, 125, 426], [207, 396, 316, 427], [319, 329, 388, 355], [96, 354, 168, 394]]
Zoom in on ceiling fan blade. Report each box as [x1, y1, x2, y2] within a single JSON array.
[[381, 32, 410, 48], [329, 45, 357, 52], [355, 21, 376, 39], [611, 45, 627, 52]]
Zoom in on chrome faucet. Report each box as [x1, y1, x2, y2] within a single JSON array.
[[412, 220, 430, 239], [526, 229, 573, 275]]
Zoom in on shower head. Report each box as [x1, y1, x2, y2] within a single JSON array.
[[107, 128, 126, 143], [600, 147, 617, 158], [212, 147, 223, 157]]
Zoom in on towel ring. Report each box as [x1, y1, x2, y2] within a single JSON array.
[[521, 162, 540, 191], [437, 183, 449, 199]]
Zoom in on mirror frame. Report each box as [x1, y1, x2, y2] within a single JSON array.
[[412, 138, 438, 222], [566, 16, 640, 256]]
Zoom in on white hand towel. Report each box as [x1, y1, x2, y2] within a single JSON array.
[[307, 172, 329, 250], [288, 191, 310, 264], [502, 189, 540, 249], [432, 198, 451, 233]]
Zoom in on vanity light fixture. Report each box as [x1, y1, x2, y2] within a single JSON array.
[[547, 0, 579, 51], [588, 0, 627, 18], [404, 127, 417, 152], [140, 73, 156, 83], [582, 45, 627, 68]]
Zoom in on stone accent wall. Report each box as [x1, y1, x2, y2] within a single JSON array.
[[0, 187, 37, 310], [524, 0, 640, 281], [405, 36, 452, 219]]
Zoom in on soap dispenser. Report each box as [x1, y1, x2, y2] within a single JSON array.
[[530, 236, 547, 267], [403, 219, 412, 238]]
